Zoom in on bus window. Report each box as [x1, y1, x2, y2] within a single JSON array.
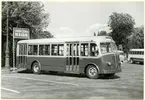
[[73, 44, 77, 56], [28, 45, 38, 55], [100, 43, 112, 54], [90, 43, 99, 56], [130, 51, 132, 54], [81, 43, 89, 56], [33, 45, 38, 55], [19, 44, 22, 55], [51, 44, 57, 56], [77, 44, 79, 56], [66, 44, 69, 56], [39, 45, 45, 55], [45, 45, 50, 55], [58, 44, 64, 56], [28, 45, 32, 55]]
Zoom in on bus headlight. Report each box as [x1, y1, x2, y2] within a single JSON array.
[[106, 62, 111, 66]]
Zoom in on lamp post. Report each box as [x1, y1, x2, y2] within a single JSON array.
[[4, 2, 10, 73]]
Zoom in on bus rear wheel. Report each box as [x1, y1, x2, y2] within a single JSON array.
[[86, 65, 99, 79], [32, 62, 41, 74]]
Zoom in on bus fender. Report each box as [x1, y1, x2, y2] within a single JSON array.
[[85, 63, 100, 74], [31, 60, 41, 70]]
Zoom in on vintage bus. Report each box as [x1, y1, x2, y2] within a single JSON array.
[[16, 36, 121, 79], [128, 49, 144, 64]]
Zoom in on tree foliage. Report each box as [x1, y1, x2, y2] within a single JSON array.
[[2, 1, 51, 38], [128, 26, 144, 49], [38, 31, 54, 38], [2, 2, 52, 67], [98, 31, 108, 36], [108, 12, 135, 53]]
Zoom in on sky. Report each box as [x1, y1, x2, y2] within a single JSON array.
[[42, 1, 144, 37]]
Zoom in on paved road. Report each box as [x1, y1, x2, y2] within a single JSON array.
[[1, 63, 143, 99]]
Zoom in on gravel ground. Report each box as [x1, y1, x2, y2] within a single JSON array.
[[1, 63, 143, 99]]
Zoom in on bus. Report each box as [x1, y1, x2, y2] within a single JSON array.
[[16, 36, 121, 79], [128, 49, 144, 64]]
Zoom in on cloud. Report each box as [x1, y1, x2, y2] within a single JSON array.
[[47, 24, 112, 37], [82, 23, 112, 36], [49, 27, 77, 37]]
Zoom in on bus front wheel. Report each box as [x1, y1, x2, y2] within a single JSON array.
[[32, 62, 41, 74], [86, 65, 99, 79]]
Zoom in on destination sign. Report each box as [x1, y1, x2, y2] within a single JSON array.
[[13, 28, 29, 39]]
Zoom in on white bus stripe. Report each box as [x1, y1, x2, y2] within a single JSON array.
[[3, 76, 78, 86], [1, 87, 20, 94]]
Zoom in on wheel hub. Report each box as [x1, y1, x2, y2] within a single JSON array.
[[89, 67, 97, 76], [34, 65, 39, 72]]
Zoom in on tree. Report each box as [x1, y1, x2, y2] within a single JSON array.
[[98, 31, 108, 36], [2, 1, 50, 38], [38, 31, 54, 38], [129, 26, 144, 49], [2, 2, 51, 67], [108, 12, 135, 55]]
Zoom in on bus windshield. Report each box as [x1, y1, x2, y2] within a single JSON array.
[[100, 42, 117, 54]]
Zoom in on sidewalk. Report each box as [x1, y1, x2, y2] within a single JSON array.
[[1, 67, 17, 74]]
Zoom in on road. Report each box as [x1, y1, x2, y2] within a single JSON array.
[[1, 63, 143, 99]]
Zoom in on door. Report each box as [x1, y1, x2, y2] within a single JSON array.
[[65, 42, 80, 73], [17, 43, 27, 68]]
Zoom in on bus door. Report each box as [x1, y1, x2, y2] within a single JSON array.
[[17, 43, 27, 68], [66, 42, 80, 73]]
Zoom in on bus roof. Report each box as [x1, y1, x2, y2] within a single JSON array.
[[18, 36, 115, 44], [130, 49, 144, 51]]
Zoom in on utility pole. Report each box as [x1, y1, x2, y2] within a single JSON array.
[[4, 2, 10, 73]]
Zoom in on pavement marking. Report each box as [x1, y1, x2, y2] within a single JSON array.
[[1, 87, 20, 94], [3, 76, 78, 86]]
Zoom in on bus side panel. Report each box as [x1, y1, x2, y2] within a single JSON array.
[[27, 57, 66, 72], [16, 56, 27, 70], [79, 57, 104, 74]]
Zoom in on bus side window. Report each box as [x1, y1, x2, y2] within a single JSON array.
[[19, 44, 21, 55], [51, 44, 57, 56], [90, 43, 98, 57], [28, 45, 38, 55], [58, 44, 64, 56], [28, 45, 33, 55], [45, 45, 50, 55], [33, 45, 38, 55], [39, 45, 45, 55], [81, 43, 89, 56]]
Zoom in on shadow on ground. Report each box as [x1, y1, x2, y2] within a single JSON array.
[[17, 69, 120, 79]]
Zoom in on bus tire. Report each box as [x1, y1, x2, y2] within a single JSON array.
[[32, 62, 41, 74], [86, 65, 99, 79]]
